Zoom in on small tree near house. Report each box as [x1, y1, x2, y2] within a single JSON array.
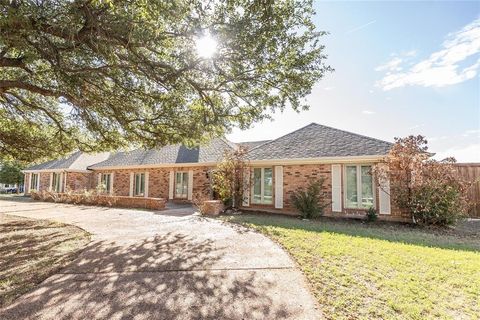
[[374, 135, 471, 226], [0, 162, 24, 193], [212, 147, 250, 209]]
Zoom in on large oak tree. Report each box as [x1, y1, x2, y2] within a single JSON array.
[[0, 0, 331, 162]]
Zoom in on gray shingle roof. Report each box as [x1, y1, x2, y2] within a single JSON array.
[[247, 123, 392, 160], [89, 138, 234, 168], [26, 152, 111, 171], [238, 140, 271, 150]]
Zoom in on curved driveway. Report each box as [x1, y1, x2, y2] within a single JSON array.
[[0, 198, 320, 320]]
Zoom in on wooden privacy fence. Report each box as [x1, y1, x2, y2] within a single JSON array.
[[455, 163, 480, 218]]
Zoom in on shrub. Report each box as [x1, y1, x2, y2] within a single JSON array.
[[291, 178, 329, 219], [374, 135, 471, 226], [212, 147, 249, 209], [366, 207, 377, 222]]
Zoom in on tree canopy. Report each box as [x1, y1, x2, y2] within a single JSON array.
[[0, 0, 331, 162], [0, 161, 24, 186]]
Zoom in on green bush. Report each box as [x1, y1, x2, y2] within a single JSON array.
[[291, 178, 328, 219], [366, 207, 377, 222], [409, 183, 467, 226]]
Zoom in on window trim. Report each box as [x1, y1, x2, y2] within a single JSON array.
[[174, 171, 189, 199], [251, 167, 274, 205], [101, 173, 112, 194], [52, 172, 63, 193], [30, 173, 39, 191], [343, 164, 376, 209], [133, 172, 145, 197]]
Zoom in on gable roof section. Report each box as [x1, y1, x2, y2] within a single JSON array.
[[89, 138, 234, 169], [26, 152, 111, 171], [248, 123, 392, 160]]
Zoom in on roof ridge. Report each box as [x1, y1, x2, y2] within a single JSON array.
[[248, 123, 318, 153], [309, 122, 392, 145]]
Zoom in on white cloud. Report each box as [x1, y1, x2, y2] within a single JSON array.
[[376, 18, 480, 90], [375, 57, 403, 72], [323, 86, 335, 91], [434, 144, 480, 162], [362, 110, 376, 115]]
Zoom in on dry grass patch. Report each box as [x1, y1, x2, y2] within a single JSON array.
[[0, 214, 90, 308]]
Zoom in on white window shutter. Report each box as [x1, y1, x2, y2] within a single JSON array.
[[379, 176, 391, 215], [274, 166, 284, 209], [129, 172, 134, 197], [36, 174, 40, 190], [97, 173, 101, 187], [63, 172, 67, 192], [242, 169, 250, 206], [168, 171, 174, 199], [187, 170, 194, 200], [144, 172, 149, 198], [59, 173, 63, 192], [49, 173, 53, 191], [27, 173, 31, 193], [331, 164, 342, 212], [110, 172, 114, 195]]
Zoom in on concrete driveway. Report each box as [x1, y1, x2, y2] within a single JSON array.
[[0, 198, 320, 320]]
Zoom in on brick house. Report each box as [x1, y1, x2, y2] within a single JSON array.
[[24, 123, 404, 221]]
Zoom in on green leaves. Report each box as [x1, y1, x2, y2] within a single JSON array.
[[0, 0, 331, 162]]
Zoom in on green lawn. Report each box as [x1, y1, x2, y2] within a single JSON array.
[[221, 214, 480, 320]]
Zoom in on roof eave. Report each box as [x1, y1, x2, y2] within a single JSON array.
[[248, 155, 387, 165]]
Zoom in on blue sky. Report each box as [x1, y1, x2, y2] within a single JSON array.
[[227, 1, 480, 162]]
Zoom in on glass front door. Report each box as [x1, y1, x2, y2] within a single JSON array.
[[175, 172, 188, 198]]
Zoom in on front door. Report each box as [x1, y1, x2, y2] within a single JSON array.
[[175, 172, 188, 199]]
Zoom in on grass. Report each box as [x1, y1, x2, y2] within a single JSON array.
[[0, 213, 90, 308], [220, 214, 480, 320]]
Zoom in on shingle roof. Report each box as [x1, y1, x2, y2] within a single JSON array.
[[247, 123, 392, 160], [237, 140, 271, 150], [88, 138, 234, 168], [26, 152, 111, 171]]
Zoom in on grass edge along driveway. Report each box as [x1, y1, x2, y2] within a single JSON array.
[[0, 213, 90, 308], [220, 214, 480, 320]]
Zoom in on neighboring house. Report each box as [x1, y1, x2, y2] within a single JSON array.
[[23, 123, 404, 221]]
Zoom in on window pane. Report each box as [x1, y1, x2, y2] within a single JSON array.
[[361, 166, 373, 208], [183, 172, 188, 195], [263, 168, 273, 204], [253, 168, 261, 203], [346, 166, 358, 208]]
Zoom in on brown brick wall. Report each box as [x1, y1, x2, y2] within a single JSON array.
[[243, 163, 407, 222], [39, 172, 50, 191], [92, 166, 213, 200], [65, 172, 93, 191]]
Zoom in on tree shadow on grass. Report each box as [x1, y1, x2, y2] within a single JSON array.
[[0, 231, 301, 320], [222, 213, 480, 252], [0, 215, 89, 308]]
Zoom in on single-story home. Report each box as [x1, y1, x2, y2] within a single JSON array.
[[24, 123, 406, 221]]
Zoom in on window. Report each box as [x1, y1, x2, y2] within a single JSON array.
[[101, 173, 112, 193], [134, 173, 145, 196], [252, 167, 273, 204], [345, 165, 374, 209], [175, 172, 188, 198], [30, 173, 39, 190], [52, 172, 62, 192]]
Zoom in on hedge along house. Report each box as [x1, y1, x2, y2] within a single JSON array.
[[23, 151, 110, 194], [86, 138, 235, 201], [24, 123, 403, 221]]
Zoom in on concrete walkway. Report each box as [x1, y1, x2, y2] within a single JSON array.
[[0, 198, 321, 320]]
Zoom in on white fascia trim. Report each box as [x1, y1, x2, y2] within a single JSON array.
[[249, 155, 385, 166], [22, 169, 91, 173], [89, 162, 218, 171]]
